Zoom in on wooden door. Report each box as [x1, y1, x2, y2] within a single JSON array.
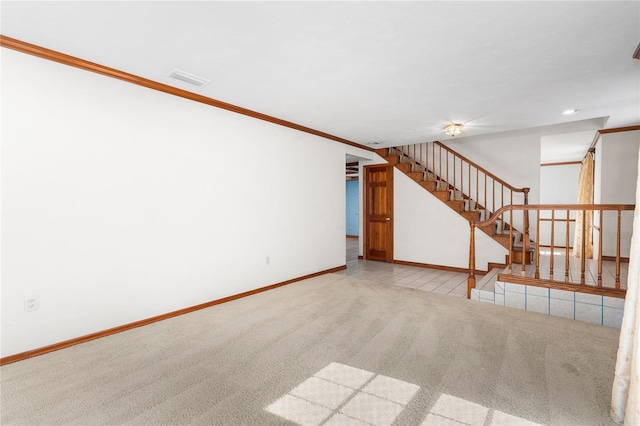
[[364, 164, 393, 262]]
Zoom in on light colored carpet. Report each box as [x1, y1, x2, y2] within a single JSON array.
[[0, 273, 620, 425]]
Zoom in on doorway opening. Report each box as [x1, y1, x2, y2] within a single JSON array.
[[345, 155, 360, 263]]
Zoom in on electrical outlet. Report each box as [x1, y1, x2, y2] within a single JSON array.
[[25, 296, 40, 312]]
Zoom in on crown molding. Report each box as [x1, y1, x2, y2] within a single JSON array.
[[0, 35, 373, 152]]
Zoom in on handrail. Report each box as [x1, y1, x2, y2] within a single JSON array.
[[434, 142, 528, 194], [389, 141, 530, 233], [468, 203, 636, 299], [474, 204, 635, 227]]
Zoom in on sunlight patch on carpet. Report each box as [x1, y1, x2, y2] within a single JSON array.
[[266, 362, 545, 426], [266, 362, 419, 426], [422, 394, 543, 426]]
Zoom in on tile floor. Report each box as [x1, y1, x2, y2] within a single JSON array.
[[506, 254, 628, 289], [338, 238, 469, 298]]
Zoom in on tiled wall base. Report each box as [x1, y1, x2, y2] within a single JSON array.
[[471, 281, 625, 328]]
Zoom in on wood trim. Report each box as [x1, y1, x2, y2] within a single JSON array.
[[0, 35, 372, 152], [0, 265, 346, 366], [539, 218, 575, 222], [599, 125, 640, 134], [539, 244, 573, 250], [589, 131, 602, 152], [497, 274, 626, 298], [589, 126, 640, 153], [346, 235, 358, 238], [602, 255, 630, 263], [393, 259, 489, 275], [540, 161, 582, 167], [487, 262, 508, 271], [475, 204, 635, 227], [634, 42, 640, 60], [358, 255, 364, 259]]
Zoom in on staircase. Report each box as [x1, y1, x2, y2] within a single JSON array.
[[378, 142, 533, 263]]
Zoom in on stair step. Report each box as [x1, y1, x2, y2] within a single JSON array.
[[461, 211, 481, 221], [446, 200, 464, 212], [493, 234, 511, 249], [478, 222, 496, 236], [384, 155, 399, 165], [419, 180, 437, 191], [511, 249, 534, 264], [479, 209, 491, 222], [406, 171, 424, 181], [395, 163, 413, 173], [432, 190, 449, 202]]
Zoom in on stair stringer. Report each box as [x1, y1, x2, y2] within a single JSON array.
[[394, 170, 507, 271]]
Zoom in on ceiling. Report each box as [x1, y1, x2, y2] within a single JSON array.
[[2, 1, 639, 149]]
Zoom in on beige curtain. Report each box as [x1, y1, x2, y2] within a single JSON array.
[[610, 146, 640, 424], [573, 151, 594, 258]]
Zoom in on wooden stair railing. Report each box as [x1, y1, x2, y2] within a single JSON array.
[[379, 142, 530, 258], [468, 204, 635, 299]]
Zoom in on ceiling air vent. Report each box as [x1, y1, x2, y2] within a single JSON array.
[[169, 69, 210, 86]]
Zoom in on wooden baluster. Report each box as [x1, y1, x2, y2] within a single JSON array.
[[453, 154, 456, 194], [501, 184, 504, 210], [446, 150, 449, 190], [413, 144, 416, 168], [461, 159, 464, 202], [616, 210, 621, 288], [439, 145, 442, 188], [598, 210, 603, 287], [493, 180, 496, 223], [468, 221, 476, 299], [565, 209, 570, 283], [521, 209, 527, 276], [484, 174, 487, 216], [424, 143, 428, 174], [432, 142, 435, 182], [508, 208, 513, 275], [420, 143, 423, 172], [475, 169, 478, 210], [550, 210, 555, 280], [467, 163, 471, 208], [535, 210, 540, 279], [580, 209, 586, 285]]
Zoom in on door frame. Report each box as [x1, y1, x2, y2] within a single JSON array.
[[363, 164, 394, 262]]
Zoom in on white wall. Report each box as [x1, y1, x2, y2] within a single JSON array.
[[597, 130, 640, 257], [438, 119, 605, 242], [394, 170, 507, 270], [538, 163, 581, 248], [1, 49, 373, 357], [443, 119, 605, 206]]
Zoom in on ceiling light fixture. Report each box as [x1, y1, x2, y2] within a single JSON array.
[[444, 123, 463, 137], [561, 108, 580, 116], [169, 69, 210, 86]]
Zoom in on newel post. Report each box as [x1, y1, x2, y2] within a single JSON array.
[[523, 188, 530, 205], [468, 221, 476, 299]]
